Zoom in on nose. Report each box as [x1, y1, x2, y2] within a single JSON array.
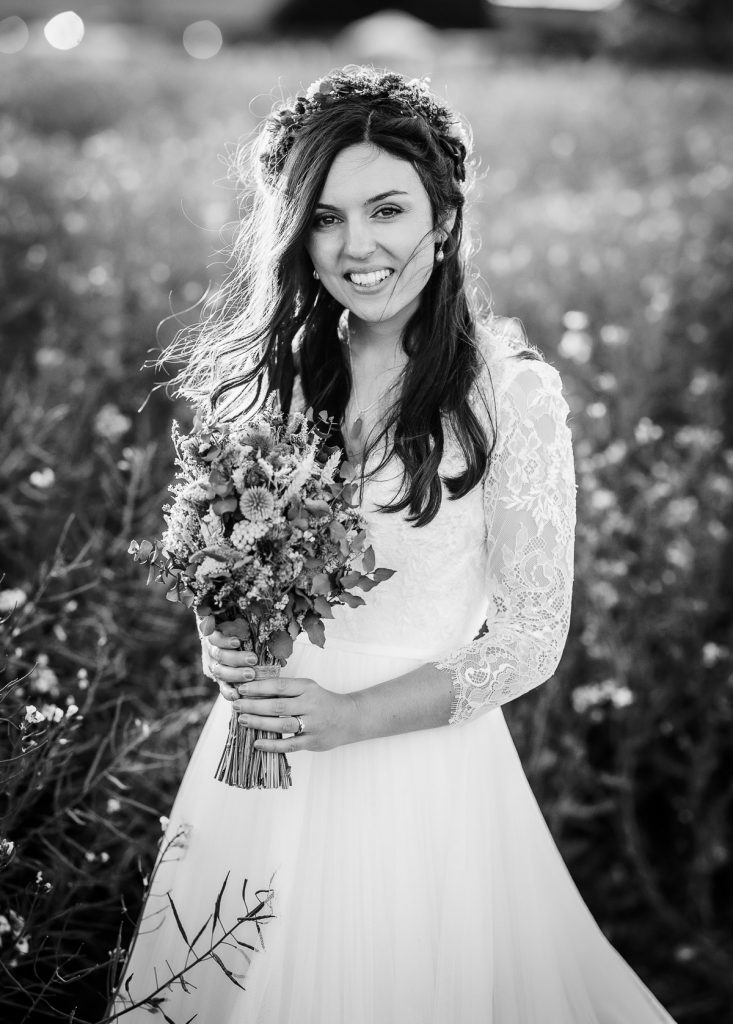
[[343, 217, 377, 260]]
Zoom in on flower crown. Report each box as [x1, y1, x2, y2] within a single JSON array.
[[259, 66, 470, 187]]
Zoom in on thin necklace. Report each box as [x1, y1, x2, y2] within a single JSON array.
[[343, 323, 404, 445]]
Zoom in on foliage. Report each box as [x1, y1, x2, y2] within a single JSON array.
[[0, 35, 731, 1022]]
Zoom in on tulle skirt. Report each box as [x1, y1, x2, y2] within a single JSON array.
[[108, 636, 678, 1024]]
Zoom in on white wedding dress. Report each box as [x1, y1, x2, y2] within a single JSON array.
[[109, 321, 678, 1023]]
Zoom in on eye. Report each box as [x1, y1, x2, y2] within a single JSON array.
[[312, 213, 340, 229], [374, 205, 401, 219]]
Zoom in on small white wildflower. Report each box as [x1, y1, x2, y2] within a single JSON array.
[[100, 851, 110, 863], [634, 417, 663, 445], [29, 467, 55, 489], [41, 704, 64, 724], [94, 403, 132, 443], [14, 936, 29, 956], [571, 679, 634, 714], [159, 815, 169, 832], [106, 797, 121, 814], [85, 851, 96, 862], [562, 310, 590, 331], [24, 706, 46, 725], [599, 324, 629, 346], [0, 915, 10, 936], [702, 642, 727, 668], [0, 588, 27, 614], [65, 704, 79, 718], [559, 330, 593, 364], [30, 663, 60, 698]]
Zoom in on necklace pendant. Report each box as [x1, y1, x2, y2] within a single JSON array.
[[351, 416, 363, 439]]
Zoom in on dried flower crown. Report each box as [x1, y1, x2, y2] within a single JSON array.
[[259, 66, 470, 187]]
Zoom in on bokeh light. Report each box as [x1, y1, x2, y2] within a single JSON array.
[[44, 11, 84, 51], [0, 16, 29, 54], [182, 21, 223, 60]]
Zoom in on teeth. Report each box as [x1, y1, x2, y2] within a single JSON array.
[[348, 269, 393, 287]]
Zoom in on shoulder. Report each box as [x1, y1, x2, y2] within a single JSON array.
[[473, 316, 571, 436], [472, 314, 561, 401]]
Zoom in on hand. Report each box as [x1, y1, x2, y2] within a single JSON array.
[[232, 674, 359, 754], [196, 611, 257, 702]]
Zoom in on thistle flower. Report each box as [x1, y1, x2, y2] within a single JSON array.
[[242, 428, 274, 456], [240, 486, 275, 521]]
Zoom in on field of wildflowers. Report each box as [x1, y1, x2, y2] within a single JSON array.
[[1, 32, 732, 1023]]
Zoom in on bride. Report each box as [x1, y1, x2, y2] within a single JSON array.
[[108, 66, 678, 1023]]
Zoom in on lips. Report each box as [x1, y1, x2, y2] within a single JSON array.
[[345, 268, 394, 288]]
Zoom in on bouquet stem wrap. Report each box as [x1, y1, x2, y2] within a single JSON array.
[[214, 663, 292, 790]]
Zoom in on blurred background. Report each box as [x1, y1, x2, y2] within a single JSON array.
[[1, 1, 732, 1022]]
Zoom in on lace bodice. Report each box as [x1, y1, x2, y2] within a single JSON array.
[[291, 320, 576, 726]]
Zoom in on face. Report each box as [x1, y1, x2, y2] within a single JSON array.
[[305, 143, 448, 336]]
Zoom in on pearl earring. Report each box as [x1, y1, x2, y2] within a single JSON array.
[[313, 269, 320, 280], [435, 244, 445, 264]]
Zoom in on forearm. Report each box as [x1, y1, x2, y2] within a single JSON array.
[[348, 661, 455, 743]]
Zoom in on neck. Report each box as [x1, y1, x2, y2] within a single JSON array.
[[345, 311, 409, 370]]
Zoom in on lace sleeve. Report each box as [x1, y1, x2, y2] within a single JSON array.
[[435, 358, 577, 725]]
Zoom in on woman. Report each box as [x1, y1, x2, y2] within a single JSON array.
[[109, 67, 678, 1023]]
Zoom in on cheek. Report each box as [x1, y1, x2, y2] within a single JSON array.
[[307, 233, 338, 271]]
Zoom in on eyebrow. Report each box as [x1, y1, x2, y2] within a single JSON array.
[[315, 190, 409, 211]]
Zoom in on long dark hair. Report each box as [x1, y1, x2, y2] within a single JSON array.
[[159, 67, 542, 527]]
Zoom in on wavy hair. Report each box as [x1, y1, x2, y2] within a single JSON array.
[[157, 67, 542, 527]]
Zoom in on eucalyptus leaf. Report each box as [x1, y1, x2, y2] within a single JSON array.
[[269, 630, 294, 661], [311, 573, 330, 595], [303, 610, 326, 648], [329, 520, 347, 541], [362, 545, 376, 573], [313, 595, 334, 618], [356, 575, 378, 591]]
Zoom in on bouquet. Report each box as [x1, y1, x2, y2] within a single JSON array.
[[128, 396, 395, 789]]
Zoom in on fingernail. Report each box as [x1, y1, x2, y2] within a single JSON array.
[[243, 669, 255, 680], [238, 684, 248, 695]]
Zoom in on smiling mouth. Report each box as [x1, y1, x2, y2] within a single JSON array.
[[345, 268, 395, 289]]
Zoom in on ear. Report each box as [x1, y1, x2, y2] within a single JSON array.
[[437, 208, 457, 241]]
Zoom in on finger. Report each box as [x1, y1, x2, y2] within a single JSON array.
[[238, 676, 308, 698], [208, 631, 255, 652], [211, 663, 257, 685], [233, 696, 303, 716], [253, 734, 308, 754], [237, 713, 300, 734], [206, 647, 257, 669], [219, 681, 239, 701]]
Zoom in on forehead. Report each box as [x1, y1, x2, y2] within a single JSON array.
[[318, 143, 426, 205]]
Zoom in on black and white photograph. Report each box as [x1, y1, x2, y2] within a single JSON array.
[[1, 1, 731, 1022]]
